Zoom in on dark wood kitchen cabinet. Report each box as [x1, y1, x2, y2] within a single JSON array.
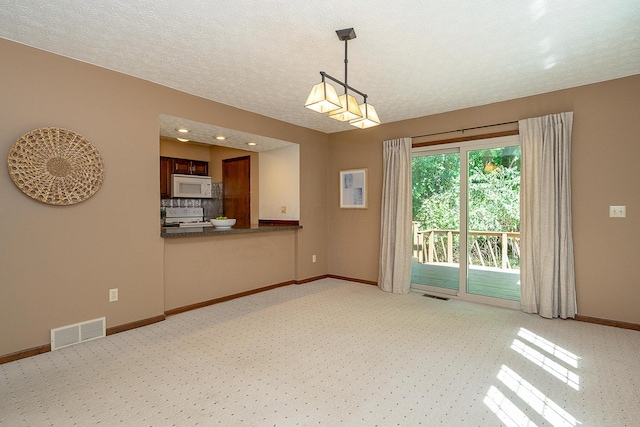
[[160, 157, 172, 199], [160, 157, 209, 198], [172, 158, 208, 176]]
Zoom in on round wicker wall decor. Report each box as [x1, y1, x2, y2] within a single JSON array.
[[7, 127, 105, 205]]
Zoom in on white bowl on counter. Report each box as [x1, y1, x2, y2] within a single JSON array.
[[210, 218, 236, 229]]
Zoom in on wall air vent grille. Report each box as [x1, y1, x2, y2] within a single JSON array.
[[51, 317, 106, 351]]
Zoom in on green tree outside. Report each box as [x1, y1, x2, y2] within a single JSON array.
[[412, 146, 521, 267]]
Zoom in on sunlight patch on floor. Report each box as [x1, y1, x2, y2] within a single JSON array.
[[484, 385, 539, 427], [486, 326, 583, 427], [497, 365, 580, 427], [518, 328, 580, 368], [511, 339, 580, 390]]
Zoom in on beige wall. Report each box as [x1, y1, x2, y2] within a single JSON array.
[[164, 231, 297, 311], [160, 137, 211, 163], [2, 36, 638, 358], [0, 39, 329, 357], [259, 145, 300, 221], [328, 75, 640, 324]]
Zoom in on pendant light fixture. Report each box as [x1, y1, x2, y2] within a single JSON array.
[[304, 77, 341, 113], [304, 28, 381, 128], [349, 102, 381, 129]]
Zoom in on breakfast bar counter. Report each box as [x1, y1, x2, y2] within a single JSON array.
[[161, 224, 302, 238], [163, 224, 300, 312]]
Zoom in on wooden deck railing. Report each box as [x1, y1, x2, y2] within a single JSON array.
[[412, 222, 520, 270]]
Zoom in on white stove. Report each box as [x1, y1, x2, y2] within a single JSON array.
[[164, 207, 212, 227]]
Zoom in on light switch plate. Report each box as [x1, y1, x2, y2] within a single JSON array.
[[609, 206, 626, 218]]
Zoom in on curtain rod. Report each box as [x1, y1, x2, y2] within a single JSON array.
[[411, 120, 518, 139]]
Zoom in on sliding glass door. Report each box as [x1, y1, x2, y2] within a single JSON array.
[[411, 135, 521, 308], [411, 150, 461, 295], [466, 145, 521, 301]]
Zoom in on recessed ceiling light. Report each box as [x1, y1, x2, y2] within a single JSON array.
[[247, 142, 257, 146], [177, 137, 189, 142], [215, 136, 226, 140], [176, 128, 189, 133]]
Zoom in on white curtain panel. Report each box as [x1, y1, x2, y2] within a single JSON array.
[[378, 138, 412, 294], [519, 112, 577, 319]]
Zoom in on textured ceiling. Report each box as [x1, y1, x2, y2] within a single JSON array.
[[2, 0, 640, 142], [159, 115, 293, 152]]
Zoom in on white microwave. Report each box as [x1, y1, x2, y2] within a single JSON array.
[[171, 174, 212, 198]]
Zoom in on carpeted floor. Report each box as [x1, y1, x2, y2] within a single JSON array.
[[1, 278, 639, 426]]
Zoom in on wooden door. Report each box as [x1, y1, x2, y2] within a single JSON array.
[[222, 156, 250, 227]]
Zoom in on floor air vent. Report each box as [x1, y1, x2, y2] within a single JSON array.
[[423, 294, 450, 301], [51, 317, 106, 351]]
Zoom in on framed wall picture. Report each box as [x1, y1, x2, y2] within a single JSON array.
[[340, 168, 367, 208]]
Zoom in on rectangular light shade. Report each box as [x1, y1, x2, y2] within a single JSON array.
[[305, 81, 342, 113], [349, 103, 381, 128], [328, 94, 363, 121]]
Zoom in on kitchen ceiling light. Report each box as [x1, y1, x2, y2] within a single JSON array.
[[247, 142, 257, 146], [215, 136, 226, 140], [177, 137, 189, 142], [176, 128, 189, 133], [304, 28, 380, 128]]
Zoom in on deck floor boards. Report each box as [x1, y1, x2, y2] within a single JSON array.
[[411, 261, 521, 301]]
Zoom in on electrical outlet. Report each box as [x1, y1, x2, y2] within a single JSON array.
[[609, 205, 626, 218], [109, 288, 118, 302], [281, 206, 287, 214], [312, 255, 317, 263]]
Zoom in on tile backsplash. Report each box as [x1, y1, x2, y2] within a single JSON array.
[[161, 182, 223, 219]]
